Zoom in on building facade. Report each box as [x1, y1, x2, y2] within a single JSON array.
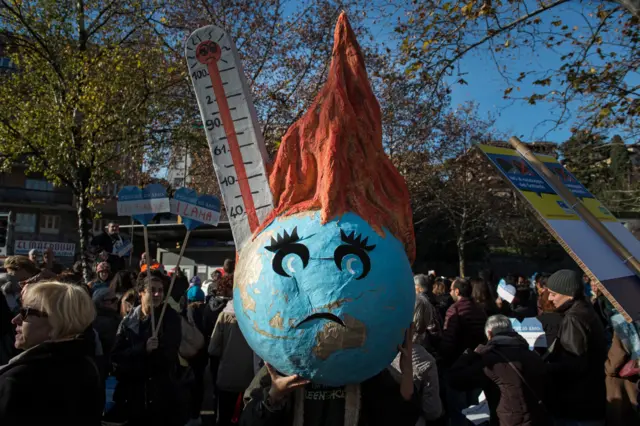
[[0, 164, 122, 265], [167, 148, 193, 188]]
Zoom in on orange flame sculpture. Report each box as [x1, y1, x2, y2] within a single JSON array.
[[257, 12, 415, 262]]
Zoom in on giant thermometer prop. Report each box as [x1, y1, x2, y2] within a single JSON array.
[[185, 26, 273, 250]]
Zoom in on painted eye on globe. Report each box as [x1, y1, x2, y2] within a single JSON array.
[[333, 229, 376, 280], [265, 227, 310, 278], [270, 244, 310, 277], [341, 253, 365, 277], [281, 252, 307, 276], [334, 245, 371, 280]]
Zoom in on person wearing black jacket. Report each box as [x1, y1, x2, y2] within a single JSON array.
[[0, 281, 103, 426], [240, 327, 420, 426], [544, 270, 607, 425], [449, 315, 548, 426], [0, 291, 16, 365], [90, 222, 126, 273], [203, 288, 231, 407], [110, 270, 186, 426]]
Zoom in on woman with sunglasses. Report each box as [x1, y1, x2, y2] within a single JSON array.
[[0, 281, 103, 425]]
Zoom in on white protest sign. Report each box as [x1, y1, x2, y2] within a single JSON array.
[[510, 317, 548, 349], [497, 280, 516, 303], [118, 197, 169, 217], [14, 240, 76, 257], [113, 240, 133, 257], [462, 392, 490, 425], [117, 184, 170, 220]]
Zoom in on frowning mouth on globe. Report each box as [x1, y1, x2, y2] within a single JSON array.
[[295, 312, 345, 328]]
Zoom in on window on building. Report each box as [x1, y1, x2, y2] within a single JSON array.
[[92, 219, 108, 234], [25, 179, 54, 191], [0, 57, 16, 71], [173, 178, 183, 187], [40, 215, 61, 234], [15, 213, 36, 233]]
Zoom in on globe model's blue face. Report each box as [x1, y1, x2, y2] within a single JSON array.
[[234, 211, 414, 386]]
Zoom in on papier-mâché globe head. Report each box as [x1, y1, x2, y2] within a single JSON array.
[[233, 12, 416, 386]]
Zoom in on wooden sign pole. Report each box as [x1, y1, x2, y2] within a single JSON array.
[[509, 136, 640, 279], [155, 230, 192, 335], [143, 226, 156, 336]]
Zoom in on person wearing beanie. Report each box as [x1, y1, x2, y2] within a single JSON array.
[[189, 275, 202, 289], [89, 261, 111, 291], [185, 281, 207, 426], [545, 269, 607, 425], [92, 287, 120, 369]]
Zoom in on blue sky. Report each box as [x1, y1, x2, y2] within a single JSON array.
[[362, 0, 638, 145], [446, 45, 575, 144]]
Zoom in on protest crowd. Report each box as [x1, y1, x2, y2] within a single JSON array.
[[1, 7, 639, 426], [0, 224, 639, 426]]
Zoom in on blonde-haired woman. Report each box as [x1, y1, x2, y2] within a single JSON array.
[[0, 281, 103, 426]]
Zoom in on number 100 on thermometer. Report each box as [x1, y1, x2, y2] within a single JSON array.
[[185, 26, 273, 251]]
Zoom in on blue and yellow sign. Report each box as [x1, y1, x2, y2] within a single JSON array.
[[478, 145, 614, 222]]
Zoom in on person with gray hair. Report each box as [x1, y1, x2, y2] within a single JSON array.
[[484, 314, 513, 339], [449, 315, 548, 426], [413, 292, 441, 352]]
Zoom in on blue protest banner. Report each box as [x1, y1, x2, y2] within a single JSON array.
[[510, 317, 547, 349], [170, 187, 221, 230], [117, 184, 170, 225]]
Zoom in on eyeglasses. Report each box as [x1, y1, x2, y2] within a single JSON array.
[[19, 307, 48, 320]]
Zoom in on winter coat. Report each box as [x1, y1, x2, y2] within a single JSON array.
[[0, 292, 16, 366], [90, 232, 125, 272], [389, 344, 443, 424], [111, 305, 186, 425], [203, 296, 230, 339], [545, 298, 607, 420], [605, 333, 640, 426], [185, 302, 209, 369], [208, 302, 254, 392], [593, 294, 615, 329], [0, 274, 20, 315], [414, 294, 442, 354], [449, 332, 548, 426], [434, 293, 453, 324], [240, 365, 421, 426], [536, 312, 563, 346], [0, 337, 103, 426], [93, 307, 121, 357], [439, 297, 488, 365]]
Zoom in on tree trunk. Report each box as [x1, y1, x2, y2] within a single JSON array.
[[457, 239, 466, 277], [77, 186, 92, 284]]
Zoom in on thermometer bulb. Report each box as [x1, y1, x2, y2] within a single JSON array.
[[196, 40, 221, 64]]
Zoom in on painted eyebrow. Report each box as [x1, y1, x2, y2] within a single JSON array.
[[339, 229, 376, 251], [265, 227, 302, 252]]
